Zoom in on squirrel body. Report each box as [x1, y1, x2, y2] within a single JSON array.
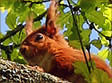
[[20, 1, 112, 82], [20, 26, 112, 82]]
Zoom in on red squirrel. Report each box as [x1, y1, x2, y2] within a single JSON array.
[[20, 1, 112, 82]]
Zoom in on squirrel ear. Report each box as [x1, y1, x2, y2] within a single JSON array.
[[45, 1, 58, 37], [46, 20, 57, 36], [25, 15, 33, 36]]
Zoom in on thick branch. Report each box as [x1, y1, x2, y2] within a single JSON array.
[[0, 58, 70, 83]]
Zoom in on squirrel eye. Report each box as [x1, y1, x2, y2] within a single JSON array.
[[35, 33, 44, 42]]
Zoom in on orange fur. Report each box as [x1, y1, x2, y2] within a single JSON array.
[[25, 15, 33, 35], [20, 1, 112, 82]]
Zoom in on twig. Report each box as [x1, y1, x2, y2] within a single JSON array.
[[59, 4, 69, 7], [34, 10, 47, 22], [0, 11, 47, 43], [86, 45, 94, 70], [0, 44, 20, 51], [81, 13, 111, 41], [93, 24, 111, 40], [67, 0, 91, 73], [0, 44, 20, 60], [0, 24, 24, 43], [22, 0, 50, 4]]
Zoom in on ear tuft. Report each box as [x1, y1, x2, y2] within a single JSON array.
[[25, 16, 33, 36], [46, 20, 57, 36], [45, 1, 58, 37]]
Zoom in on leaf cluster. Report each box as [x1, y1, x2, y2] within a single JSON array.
[[73, 61, 112, 83], [58, 0, 112, 67]]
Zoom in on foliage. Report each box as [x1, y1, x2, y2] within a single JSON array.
[[73, 61, 112, 83], [0, 0, 112, 82], [58, 0, 112, 66], [0, 0, 46, 63]]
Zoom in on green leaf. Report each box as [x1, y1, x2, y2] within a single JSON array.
[[107, 50, 112, 67], [2, 38, 12, 46], [0, 1, 14, 12], [57, 12, 71, 28], [101, 31, 112, 37], [0, 7, 5, 12], [11, 30, 26, 44], [19, 30, 26, 42], [2, 31, 12, 45], [33, 21, 41, 29], [91, 39, 102, 49], [6, 11, 17, 29], [0, 32, 4, 38], [12, 2, 30, 23], [69, 40, 81, 49], [14, 52, 27, 64], [11, 32, 20, 44], [31, 3, 45, 15], [73, 61, 91, 82], [17, 5, 30, 23], [102, 19, 111, 31], [64, 15, 85, 41], [91, 68, 112, 83], [1, 50, 7, 59], [10, 48, 27, 64], [78, 0, 109, 12], [103, 4, 112, 21], [85, 10, 106, 28], [73, 61, 112, 83], [98, 48, 109, 60], [99, 34, 109, 46], [11, 48, 18, 61], [64, 15, 78, 40], [80, 29, 91, 46], [78, 0, 96, 12]]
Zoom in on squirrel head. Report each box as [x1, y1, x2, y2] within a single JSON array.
[[20, 25, 57, 65]]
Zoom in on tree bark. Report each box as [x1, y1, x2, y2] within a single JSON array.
[[0, 58, 70, 83]]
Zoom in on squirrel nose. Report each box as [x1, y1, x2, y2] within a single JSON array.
[[20, 45, 26, 54]]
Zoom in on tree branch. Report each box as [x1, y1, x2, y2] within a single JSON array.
[[0, 24, 24, 43], [0, 58, 70, 83], [0, 11, 47, 44], [22, 0, 50, 4]]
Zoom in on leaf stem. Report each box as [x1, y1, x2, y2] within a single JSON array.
[[22, 0, 50, 4]]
